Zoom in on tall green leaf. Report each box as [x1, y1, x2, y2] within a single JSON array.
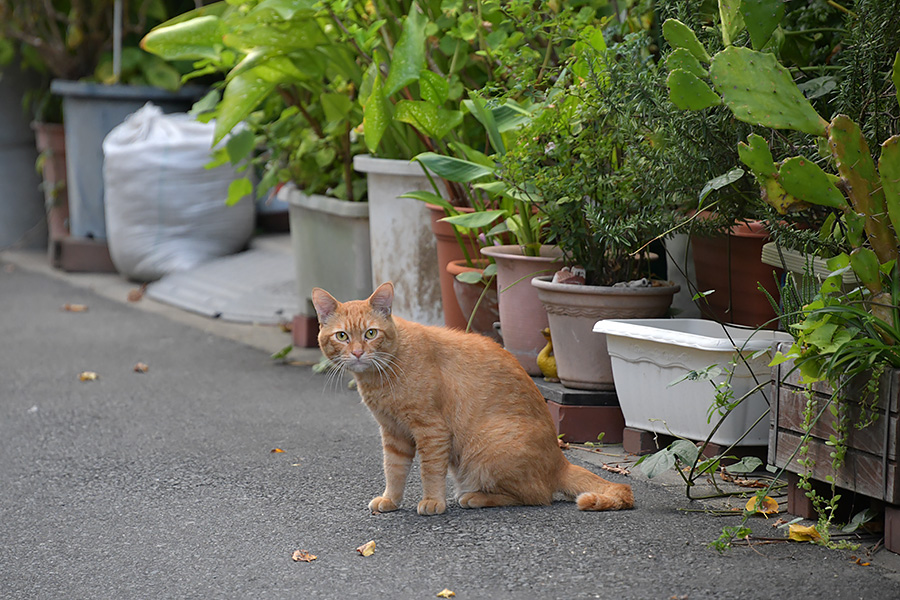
[[363, 76, 390, 153], [414, 152, 493, 182], [141, 15, 225, 61], [384, 6, 426, 96], [214, 71, 274, 145]]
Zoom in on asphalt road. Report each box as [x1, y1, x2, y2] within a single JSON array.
[[3, 264, 900, 599]]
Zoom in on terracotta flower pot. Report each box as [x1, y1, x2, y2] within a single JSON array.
[[691, 219, 782, 329], [427, 204, 480, 329], [479, 245, 563, 375], [445, 259, 501, 342], [532, 276, 680, 390]]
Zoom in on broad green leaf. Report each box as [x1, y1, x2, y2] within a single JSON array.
[[321, 92, 353, 123], [456, 271, 485, 284], [414, 152, 493, 182], [225, 128, 255, 164], [141, 15, 225, 61], [384, 6, 426, 96], [230, 51, 308, 83], [466, 95, 505, 155], [214, 72, 274, 145], [248, 0, 317, 21], [699, 167, 744, 204], [224, 19, 327, 51], [670, 439, 700, 465], [363, 76, 389, 153], [226, 177, 253, 206], [394, 100, 462, 140], [399, 190, 455, 211], [419, 70, 449, 105], [638, 449, 676, 479], [441, 210, 505, 229], [724, 456, 763, 473]]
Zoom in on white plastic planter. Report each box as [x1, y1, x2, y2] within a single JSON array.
[[593, 319, 793, 446]]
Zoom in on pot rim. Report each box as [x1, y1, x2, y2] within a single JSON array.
[[480, 244, 563, 261], [531, 274, 680, 295]]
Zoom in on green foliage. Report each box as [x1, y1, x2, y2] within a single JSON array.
[[499, 33, 687, 285]]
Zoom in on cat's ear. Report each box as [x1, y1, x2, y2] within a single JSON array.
[[311, 288, 340, 323], [368, 282, 394, 318]]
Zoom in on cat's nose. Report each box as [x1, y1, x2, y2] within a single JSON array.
[[351, 349, 364, 358]]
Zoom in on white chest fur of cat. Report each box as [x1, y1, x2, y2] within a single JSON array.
[[312, 282, 633, 515]]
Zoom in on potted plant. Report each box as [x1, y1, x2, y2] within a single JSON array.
[[350, 0, 614, 326], [143, 0, 374, 346], [664, 0, 900, 550], [496, 31, 683, 394]]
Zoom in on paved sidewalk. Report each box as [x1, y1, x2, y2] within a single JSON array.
[[3, 250, 900, 599]]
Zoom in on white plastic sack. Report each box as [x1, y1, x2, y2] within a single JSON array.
[[103, 103, 254, 281]]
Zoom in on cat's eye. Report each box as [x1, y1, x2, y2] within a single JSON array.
[[364, 328, 378, 340], [335, 331, 349, 342]]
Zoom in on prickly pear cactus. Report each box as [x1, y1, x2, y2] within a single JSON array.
[[666, 69, 721, 110], [828, 115, 897, 263], [710, 46, 828, 137], [665, 48, 707, 79], [737, 133, 777, 178], [777, 156, 847, 210], [739, 0, 786, 50], [662, 19, 711, 64], [879, 135, 900, 237]]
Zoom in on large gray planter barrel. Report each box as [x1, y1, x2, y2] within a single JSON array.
[[50, 80, 205, 240], [0, 58, 45, 249]]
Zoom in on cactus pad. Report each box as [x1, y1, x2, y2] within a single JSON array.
[[761, 177, 806, 214], [777, 156, 847, 210], [740, 0, 786, 50], [666, 49, 707, 79], [829, 115, 897, 263], [738, 133, 777, 178], [666, 70, 721, 110], [662, 19, 711, 64], [879, 135, 900, 239], [710, 47, 828, 136]]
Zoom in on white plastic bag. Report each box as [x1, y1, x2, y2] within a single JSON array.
[[103, 103, 254, 281]]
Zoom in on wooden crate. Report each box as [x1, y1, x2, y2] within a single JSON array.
[[769, 360, 900, 504]]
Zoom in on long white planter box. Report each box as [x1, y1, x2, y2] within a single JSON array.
[[593, 319, 792, 446]]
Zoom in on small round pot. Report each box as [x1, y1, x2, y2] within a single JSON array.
[[446, 258, 501, 342], [532, 275, 680, 390]]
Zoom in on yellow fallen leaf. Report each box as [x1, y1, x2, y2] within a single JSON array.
[[356, 540, 376, 557], [436, 590, 455, 598], [78, 371, 99, 381], [291, 549, 317, 562], [745, 495, 779, 515], [271, 448, 285, 453], [133, 362, 149, 373], [788, 523, 821, 542], [63, 303, 88, 312]]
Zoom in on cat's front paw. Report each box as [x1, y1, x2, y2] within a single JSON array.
[[417, 498, 447, 516], [368, 496, 400, 513]]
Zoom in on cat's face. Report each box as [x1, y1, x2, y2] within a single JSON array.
[[312, 283, 397, 374]]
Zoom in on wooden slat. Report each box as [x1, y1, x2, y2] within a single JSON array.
[[774, 388, 898, 458], [772, 430, 900, 504]]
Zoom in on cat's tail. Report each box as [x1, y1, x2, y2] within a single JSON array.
[[558, 462, 634, 511]]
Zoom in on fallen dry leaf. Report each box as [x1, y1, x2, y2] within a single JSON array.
[[78, 371, 99, 382], [745, 496, 779, 516], [133, 362, 149, 373], [850, 555, 871, 566], [271, 448, 285, 454], [63, 303, 88, 312], [356, 540, 376, 557], [720, 471, 767, 488], [772, 518, 789, 528], [291, 549, 317, 562], [127, 285, 147, 302], [788, 523, 821, 542], [601, 464, 630, 476], [436, 590, 455, 598], [280, 322, 293, 333], [557, 438, 569, 449]]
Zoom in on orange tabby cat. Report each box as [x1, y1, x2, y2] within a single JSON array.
[[312, 282, 634, 515]]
